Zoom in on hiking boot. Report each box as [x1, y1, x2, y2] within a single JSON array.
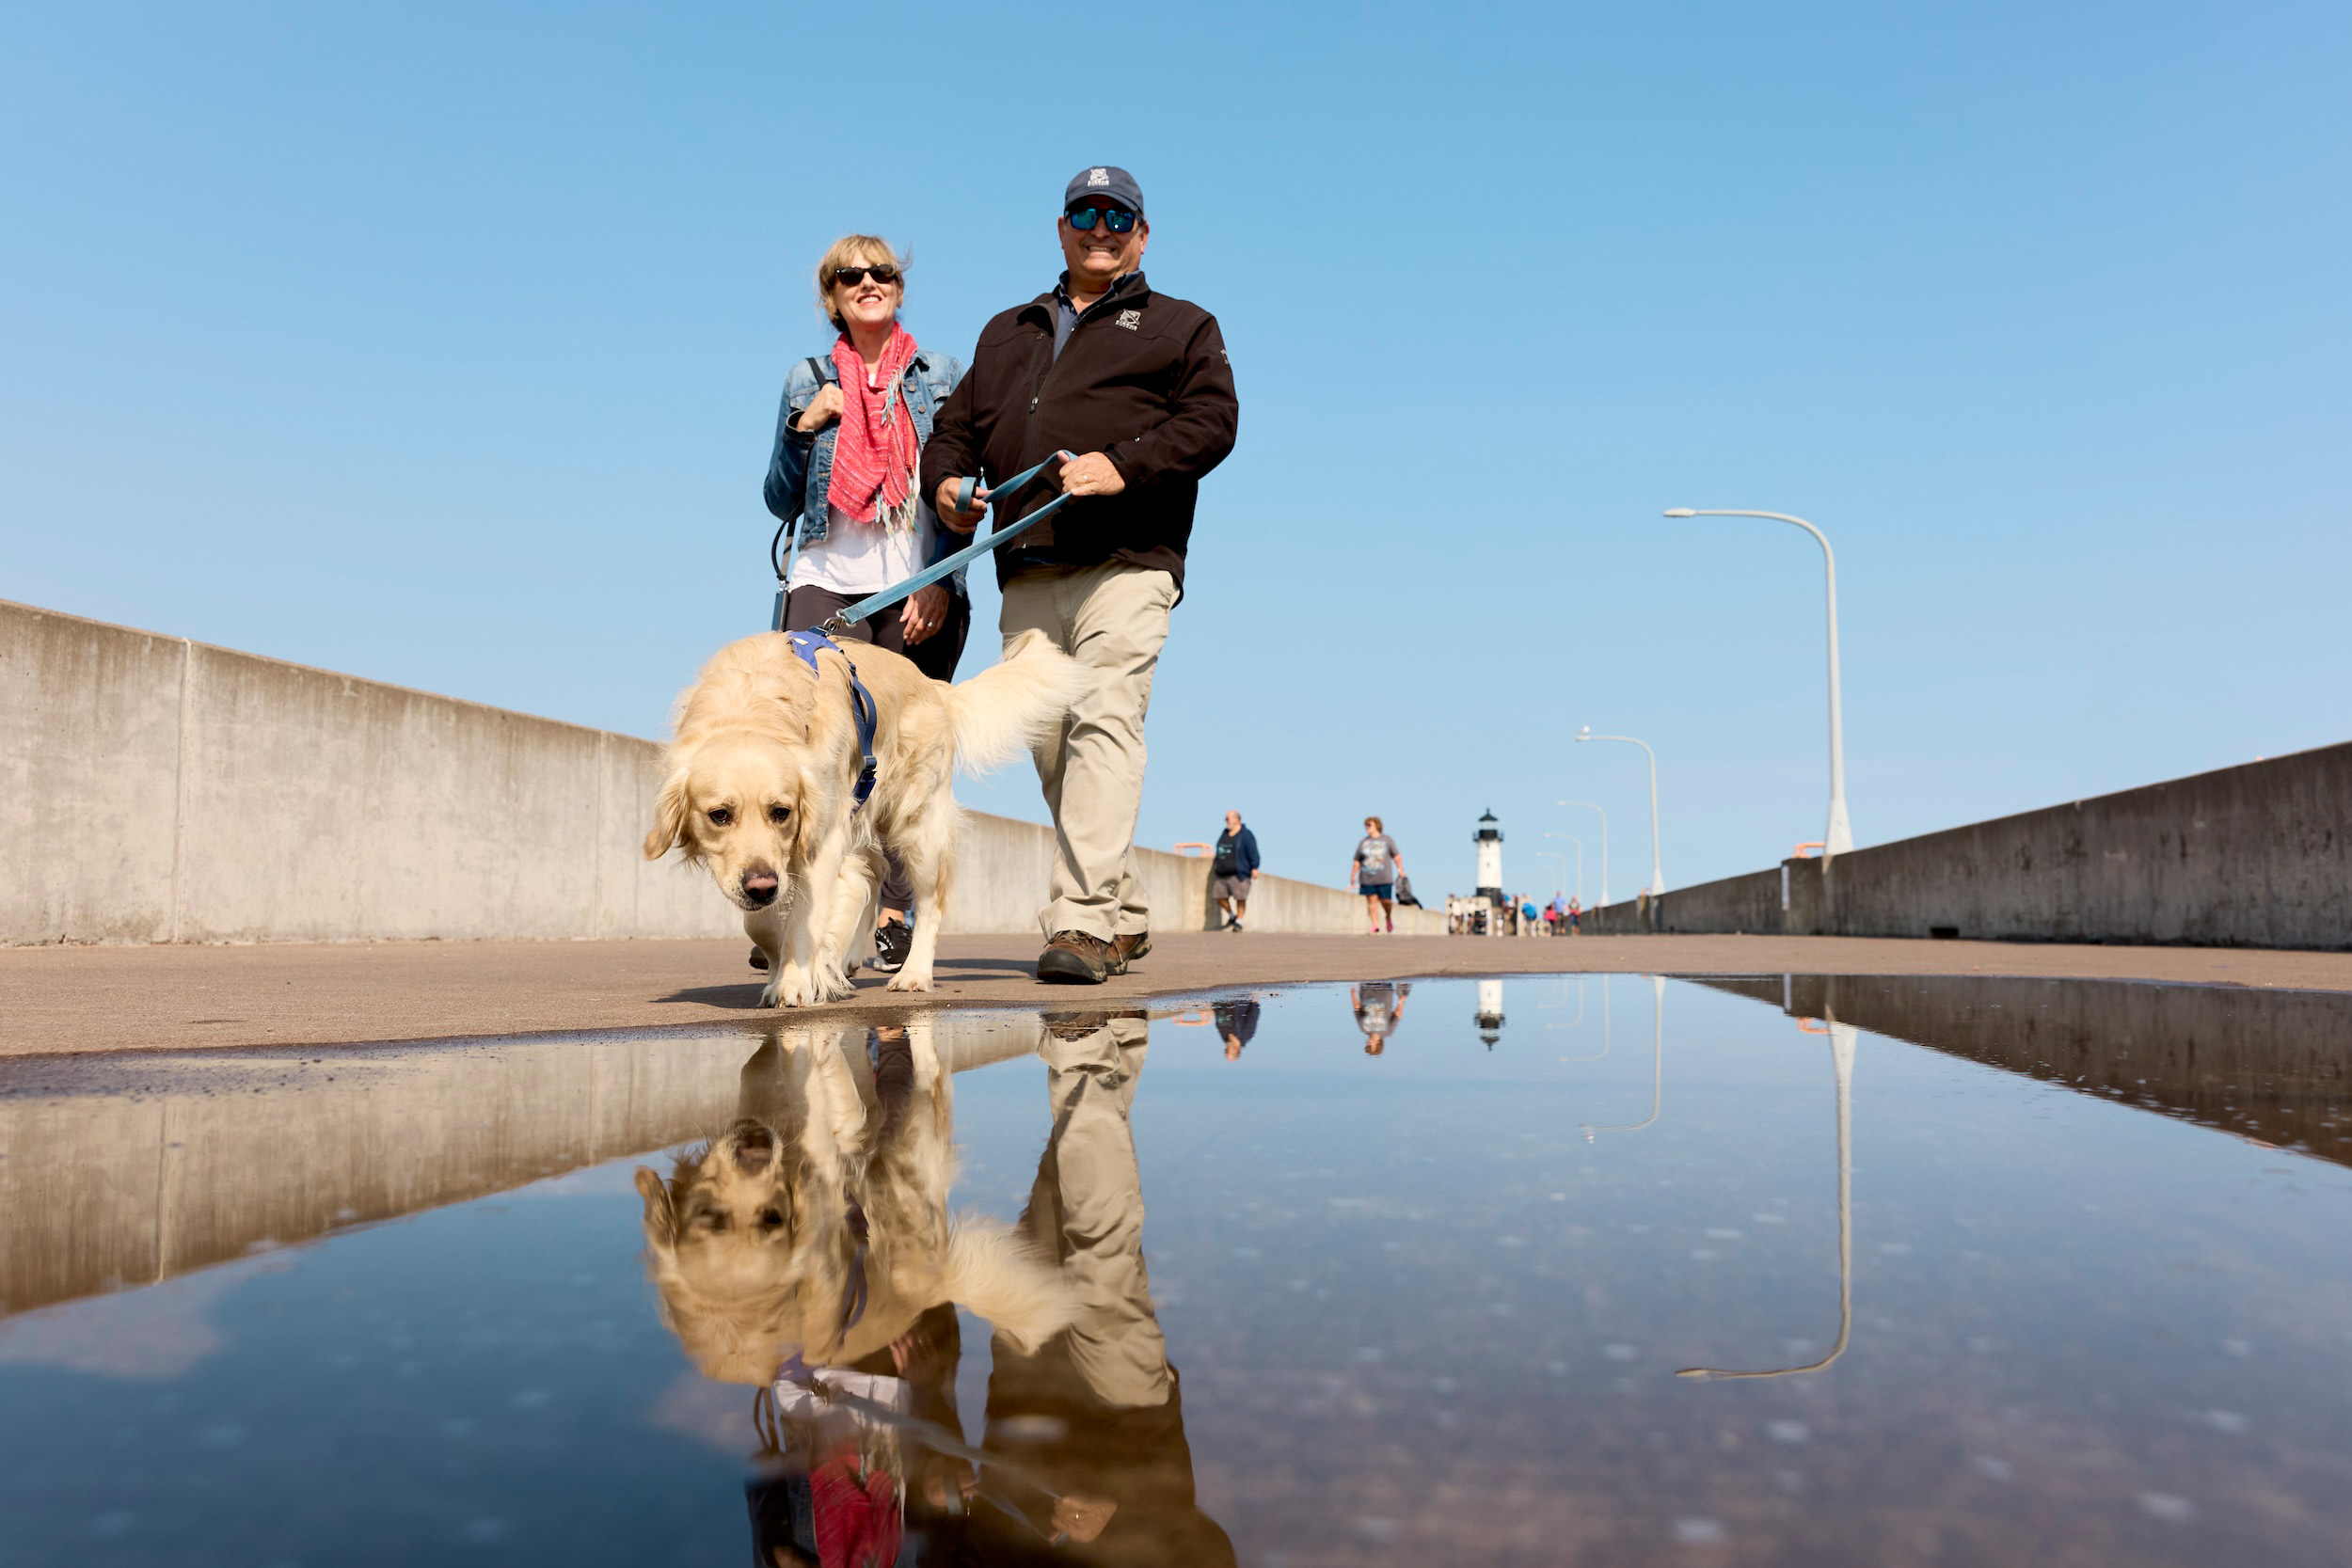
[[1037, 930, 1115, 985], [1111, 931, 1152, 973], [748, 945, 769, 971], [870, 921, 912, 974]]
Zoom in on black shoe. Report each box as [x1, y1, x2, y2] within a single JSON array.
[[749, 945, 769, 972], [1037, 930, 1115, 985], [871, 921, 912, 974], [1227, 917, 1243, 933], [1111, 931, 1152, 973]]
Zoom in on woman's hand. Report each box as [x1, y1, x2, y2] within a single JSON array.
[[900, 583, 950, 645], [935, 477, 987, 533], [793, 384, 843, 432]]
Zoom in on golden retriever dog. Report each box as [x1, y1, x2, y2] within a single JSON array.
[[644, 627, 1083, 1005], [634, 1020, 1073, 1386]]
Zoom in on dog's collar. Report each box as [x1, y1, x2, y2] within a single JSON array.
[[784, 630, 878, 811]]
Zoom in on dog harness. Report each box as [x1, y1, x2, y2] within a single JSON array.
[[785, 630, 878, 811]]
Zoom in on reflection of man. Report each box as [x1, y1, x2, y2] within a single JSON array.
[[1212, 995, 1260, 1061], [1352, 979, 1410, 1055], [967, 1009, 1234, 1565]]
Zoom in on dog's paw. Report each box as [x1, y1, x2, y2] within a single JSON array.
[[764, 965, 817, 1008], [883, 966, 934, 993]]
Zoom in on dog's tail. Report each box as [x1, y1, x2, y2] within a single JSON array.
[[942, 628, 1089, 775], [943, 1218, 1077, 1354]]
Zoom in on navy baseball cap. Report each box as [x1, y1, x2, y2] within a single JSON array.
[[1064, 165, 1144, 217]]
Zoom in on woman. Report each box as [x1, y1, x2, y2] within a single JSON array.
[[762, 235, 966, 976], [1350, 816, 1405, 935]]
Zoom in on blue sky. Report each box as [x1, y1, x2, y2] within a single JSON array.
[[5, 1, 2346, 900]]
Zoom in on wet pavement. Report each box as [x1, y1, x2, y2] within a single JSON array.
[[2, 974, 2348, 1565]]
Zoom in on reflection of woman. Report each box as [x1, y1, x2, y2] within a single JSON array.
[[1352, 979, 1409, 1054], [764, 236, 966, 975]]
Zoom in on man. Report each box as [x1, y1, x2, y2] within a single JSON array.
[[1350, 816, 1406, 934], [924, 166, 1239, 984], [1210, 809, 1259, 931]]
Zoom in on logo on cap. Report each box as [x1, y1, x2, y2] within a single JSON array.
[[1087, 167, 1110, 186]]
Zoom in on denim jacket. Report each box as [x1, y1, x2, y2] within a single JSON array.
[[763, 348, 967, 593]]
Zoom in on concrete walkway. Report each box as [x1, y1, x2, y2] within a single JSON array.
[[8, 932, 2352, 1057]]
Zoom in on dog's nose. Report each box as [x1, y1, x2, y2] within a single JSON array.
[[734, 1126, 774, 1173], [740, 867, 780, 907]]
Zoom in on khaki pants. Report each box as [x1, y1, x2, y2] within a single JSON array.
[[1018, 1013, 1169, 1409], [999, 561, 1177, 942]]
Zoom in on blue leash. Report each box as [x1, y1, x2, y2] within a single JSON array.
[[810, 451, 1075, 636], [769, 452, 1073, 811]]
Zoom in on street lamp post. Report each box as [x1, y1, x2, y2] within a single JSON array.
[[1534, 850, 1570, 901], [1554, 800, 1608, 905], [1542, 832, 1583, 905], [1576, 729, 1664, 895], [1662, 508, 1852, 856]]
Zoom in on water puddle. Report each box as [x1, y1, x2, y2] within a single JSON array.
[[2, 975, 2348, 1564]]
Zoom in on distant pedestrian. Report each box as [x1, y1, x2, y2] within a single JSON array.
[[1211, 810, 1259, 931], [1567, 895, 1582, 935], [1352, 979, 1409, 1054], [1351, 816, 1406, 934], [1214, 995, 1261, 1060], [1521, 896, 1539, 935]]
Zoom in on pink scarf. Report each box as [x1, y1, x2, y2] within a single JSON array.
[[825, 325, 922, 533]]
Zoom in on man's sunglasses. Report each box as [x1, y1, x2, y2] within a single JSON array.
[[829, 264, 900, 288], [1065, 206, 1137, 234]]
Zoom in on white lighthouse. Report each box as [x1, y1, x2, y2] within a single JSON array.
[[1474, 809, 1503, 903]]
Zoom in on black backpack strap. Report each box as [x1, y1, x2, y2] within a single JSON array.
[[804, 355, 829, 386]]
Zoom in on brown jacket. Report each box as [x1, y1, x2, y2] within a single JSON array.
[[920, 272, 1238, 595]]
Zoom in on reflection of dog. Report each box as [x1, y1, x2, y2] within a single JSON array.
[[634, 1021, 1073, 1386], [644, 628, 1083, 1005]]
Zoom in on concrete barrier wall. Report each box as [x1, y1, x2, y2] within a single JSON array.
[[2, 599, 1444, 943], [1584, 742, 2352, 950], [1691, 974, 2352, 1171]]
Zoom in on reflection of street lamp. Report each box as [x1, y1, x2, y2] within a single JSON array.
[[1554, 801, 1609, 905], [1581, 975, 1664, 1139], [1575, 729, 1664, 895], [1554, 974, 1611, 1062], [1677, 1020, 1858, 1380], [1661, 509, 1852, 856], [1542, 832, 1583, 905]]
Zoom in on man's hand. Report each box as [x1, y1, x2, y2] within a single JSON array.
[[935, 477, 987, 533], [900, 583, 949, 645], [794, 384, 843, 432], [1057, 451, 1126, 499]]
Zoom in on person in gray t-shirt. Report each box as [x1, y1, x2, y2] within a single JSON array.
[[1350, 816, 1406, 934]]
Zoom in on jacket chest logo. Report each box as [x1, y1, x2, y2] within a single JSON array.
[[1115, 309, 1142, 330]]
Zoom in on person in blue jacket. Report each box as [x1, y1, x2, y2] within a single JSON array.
[[1211, 811, 1259, 932]]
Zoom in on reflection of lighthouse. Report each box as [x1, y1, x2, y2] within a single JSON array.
[[1475, 978, 1506, 1048], [1474, 810, 1503, 903]]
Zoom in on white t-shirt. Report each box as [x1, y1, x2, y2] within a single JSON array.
[[790, 502, 934, 596]]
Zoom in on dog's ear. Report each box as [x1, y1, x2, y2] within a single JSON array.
[[634, 1166, 676, 1245], [644, 767, 690, 861]]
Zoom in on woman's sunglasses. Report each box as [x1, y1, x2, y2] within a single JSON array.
[[830, 264, 900, 288], [1065, 206, 1136, 234]]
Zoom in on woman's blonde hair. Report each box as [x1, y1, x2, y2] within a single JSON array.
[[814, 234, 908, 332]]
